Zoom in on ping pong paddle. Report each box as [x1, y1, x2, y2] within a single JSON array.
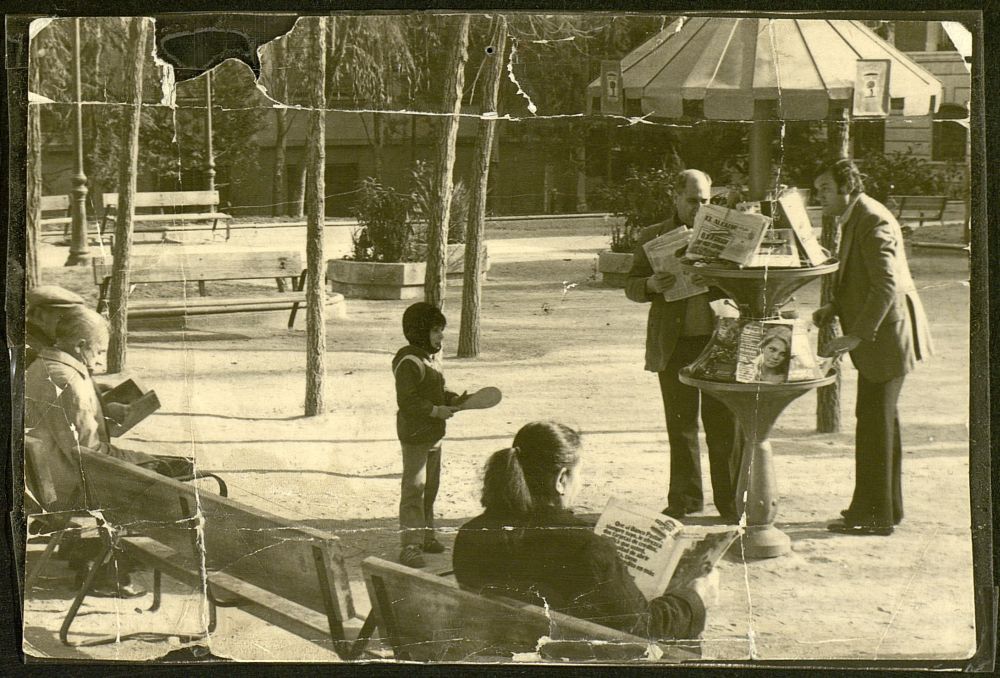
[[456, 386, 502, 411]]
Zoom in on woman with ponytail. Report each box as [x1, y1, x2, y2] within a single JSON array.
[[453, 421, 715, 640]]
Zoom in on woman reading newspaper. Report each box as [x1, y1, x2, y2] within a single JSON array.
[[453, 421, 718, 639]]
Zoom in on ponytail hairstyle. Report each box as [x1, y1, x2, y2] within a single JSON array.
[[481, 421, 582, 517]]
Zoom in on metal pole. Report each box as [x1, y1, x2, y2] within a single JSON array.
[[205, 70, 216, 192], [748, 119, 773, 201], [65, 17, 90, 266]]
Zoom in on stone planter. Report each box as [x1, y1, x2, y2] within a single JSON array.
[[327, 260, 426, 300], [597, 250, 634, 288], [412, 242, 490, 278]]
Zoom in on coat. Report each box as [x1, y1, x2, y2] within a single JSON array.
[[392, 345, 460, 445], [833, 194, 934, 383], [453, 506, 706, 640], [625, 213, 721, 372]]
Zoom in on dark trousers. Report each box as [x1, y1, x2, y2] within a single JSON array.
[[658, 336, 740, 518], [846, 373, 905, 527], [399, 442, 441, 547]]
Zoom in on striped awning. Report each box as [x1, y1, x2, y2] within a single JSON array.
[[588, 17, 943, 120]]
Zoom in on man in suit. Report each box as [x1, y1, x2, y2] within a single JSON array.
[[626, 169, 739, 523], [813, 158, 934, 536]]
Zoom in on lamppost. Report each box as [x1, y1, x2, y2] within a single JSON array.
[[65, 17, 90, 266]]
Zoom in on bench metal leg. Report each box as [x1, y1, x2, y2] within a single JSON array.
[[25, 529, 67, 591], [149, 569, 163, 612], [288, 270, 308, 329], [344, 609, 378, 660]]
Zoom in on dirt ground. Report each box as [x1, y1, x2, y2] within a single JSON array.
[[21, 232, 976, 664]]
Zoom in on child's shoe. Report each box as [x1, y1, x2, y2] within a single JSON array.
[[422, 537, 445, 554], [399, 545, 426, 568]]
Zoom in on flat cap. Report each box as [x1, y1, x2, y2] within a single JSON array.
[[26, 285, 85, 309]]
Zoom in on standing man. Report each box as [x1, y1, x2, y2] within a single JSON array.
[[813, 158, 933, 536], [626, 169, 739, 523]]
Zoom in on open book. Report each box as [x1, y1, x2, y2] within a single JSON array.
[[641, 226, 708, 302], [594, 497, 740, 600], [100, 378, 161, 437]]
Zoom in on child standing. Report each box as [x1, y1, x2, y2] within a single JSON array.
[[392, 302, 466, 568]]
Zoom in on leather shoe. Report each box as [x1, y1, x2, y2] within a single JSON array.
[[827, 520, 893, 536], [840, 509, 903, 526], [423, 538, 446, 554], [661, 506, 690, 520]]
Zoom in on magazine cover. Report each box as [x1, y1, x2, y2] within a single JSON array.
[[776, 190, 828, 266], [687, 204, 772, 266], [787, 320, 824, 381], [735, 320, 795, 384], [746, 228, 801, 268], [688, 316, 742, 382]]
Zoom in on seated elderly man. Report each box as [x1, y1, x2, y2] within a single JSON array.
[[25, 305, 158, 597]]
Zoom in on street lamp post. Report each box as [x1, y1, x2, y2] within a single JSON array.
[[65, 17, 90, 266]]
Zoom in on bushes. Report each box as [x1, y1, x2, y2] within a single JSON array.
[[350, 178, 417, 263], [856, 150, 958, 203], [596, 167, 678, 253], [349, 162, 474, 263]]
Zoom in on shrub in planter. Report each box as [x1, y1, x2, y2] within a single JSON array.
[[597, 167, 679, 254], [349, 177, 418, 263], [411, 160, 471, 245]]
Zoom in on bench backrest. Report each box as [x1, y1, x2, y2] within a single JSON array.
[[102, 190, 220, 210], [78, 449, 355, 623], [890, 195, 948, 217], [362, 557, 699, 663], [91, 251, 304, 285], [41, 195, 70, 212]]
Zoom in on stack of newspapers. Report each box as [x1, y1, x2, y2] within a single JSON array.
[[684, 190, 829, 269]]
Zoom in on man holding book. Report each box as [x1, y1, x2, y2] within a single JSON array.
[[626, 169, 740, 524], [813, 159, 934, 536]]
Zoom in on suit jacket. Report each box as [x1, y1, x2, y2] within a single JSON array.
[[833, 194, 934, 383], [626, 213, 720, 372]]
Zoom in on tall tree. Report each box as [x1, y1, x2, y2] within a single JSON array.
[[303, 16, 328, 416], [458, 16, 507, 357], [106, 17, 149, 374], [26, 49, 42, 289], [424, 14, 471, 309]]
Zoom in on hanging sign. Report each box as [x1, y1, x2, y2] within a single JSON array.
[[853, 59, 891, 118], [601, 59, 624, 116]]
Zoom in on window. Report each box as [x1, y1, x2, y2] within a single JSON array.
[[853, 120, 885, 159], [932, 104, 968, 161]]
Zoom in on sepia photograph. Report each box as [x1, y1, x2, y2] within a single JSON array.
[[6, 9, 990, 668]]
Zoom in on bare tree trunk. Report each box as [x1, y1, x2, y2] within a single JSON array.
[[26, 70, 42, 289], [372, 111, 385, 182], [304, 16, 328, 416], [107, 18, 149, 374], [816, 109, 850, 433], [458, 16, 505, 358], [273, 108, 288, 216], [295, 160, 307, 218], [424, 14, 470, 309]]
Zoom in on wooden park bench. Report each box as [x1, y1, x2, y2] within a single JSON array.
[[40, 195, 72, 236], [102, 190, 233, 241], [361, 557, 701, 663], [92, 250, 308, 328], [888, 195, 948, 233], [44, 448, 367, 656]]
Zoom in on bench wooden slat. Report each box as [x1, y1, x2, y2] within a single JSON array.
[[128, 295, 305, 311], [889, 195, 948, 227], [108, 212, 230, 222], [79, 450, 356, 625], [102, 190, 221, 208], [91, 251, 304, 285], [41, 195, 70, 211], [362, 557, 699, 663]]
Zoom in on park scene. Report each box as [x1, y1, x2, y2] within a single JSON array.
[[16, 13, 980, 665]]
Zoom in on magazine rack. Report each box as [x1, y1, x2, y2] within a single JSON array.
[[678, 260, 838, 559]]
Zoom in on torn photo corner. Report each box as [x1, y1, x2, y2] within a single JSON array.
[[11, 8, 990, 670]]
